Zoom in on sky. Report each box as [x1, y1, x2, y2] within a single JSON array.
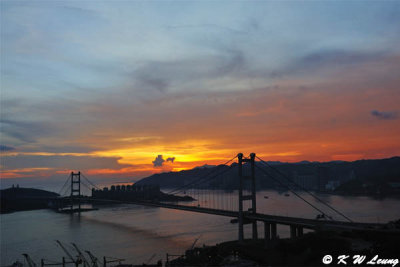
[[1, 1, 400, 184]]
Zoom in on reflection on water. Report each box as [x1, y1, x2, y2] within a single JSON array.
[[1, 190, 400, 265]]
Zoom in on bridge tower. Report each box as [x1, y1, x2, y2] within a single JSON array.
[[70, 171, 81, 211], [238, 153, 257, 242]]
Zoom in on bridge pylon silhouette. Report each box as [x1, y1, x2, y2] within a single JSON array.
[[70, 171, 81, 212], [238, 153, 257, 242]]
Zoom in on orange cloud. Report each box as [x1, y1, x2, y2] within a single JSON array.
[[1, 54, 399, 180]]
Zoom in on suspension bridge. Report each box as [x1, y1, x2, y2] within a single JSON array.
[[56, 153, 388, 243]]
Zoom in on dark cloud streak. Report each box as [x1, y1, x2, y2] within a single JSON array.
[[371, 110, 398, 120], [1, 154, 128, 170], [166, 23, 247, 35], [0, 119, 58, 144], [0, 145, 15, 152], [267, 49, 389, 79]]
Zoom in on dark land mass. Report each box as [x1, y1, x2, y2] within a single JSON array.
[[0, 186, 59, 213], [91, 183, 194, 203], [90, 190, 194, 203], [1, 186, 194, 213], [136, 156, 400, 197], [169, 221, 400, 266]]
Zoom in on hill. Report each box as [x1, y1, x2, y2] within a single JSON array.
[[0, 186, 59, 213], [135, 157, 400, 196]]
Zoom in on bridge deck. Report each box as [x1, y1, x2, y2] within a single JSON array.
[[127, 200, 385, 231]]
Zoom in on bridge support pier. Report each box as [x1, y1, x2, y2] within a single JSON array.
[[238, 219, 244, 242], [264, 222, 270, 244], [252, 221, 258, 240], [290, 225, 296, 238], [271, 223, 277, 239], [264, 222, 278, 242], [297, 226, 303, 237], [289, 225, 304, 239]]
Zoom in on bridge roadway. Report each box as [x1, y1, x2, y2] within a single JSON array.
[[126, 200, 385, 232]]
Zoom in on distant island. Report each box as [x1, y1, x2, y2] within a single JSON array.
[[136, 156, 400, 197]]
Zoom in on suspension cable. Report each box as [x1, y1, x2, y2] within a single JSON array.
[[167, 161, 235, 195], [80, 180, 93, 192], [254, 164, 332, 219], [256, 156, 353, 222], [167, 155, 236, 195], [58, 173, 71, 195], [60, 184, 71, 197], [167, 155, 235, 194], [81, 173, 102, 190]]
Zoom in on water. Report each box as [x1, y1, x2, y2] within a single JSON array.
[[1, 190, 400, 265]]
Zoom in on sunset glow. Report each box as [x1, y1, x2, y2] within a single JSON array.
[[1, 1, 400, 183]]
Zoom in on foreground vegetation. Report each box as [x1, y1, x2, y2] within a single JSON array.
[[169, 223, 400, 266]]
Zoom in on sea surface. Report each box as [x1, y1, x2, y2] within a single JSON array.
[[1, 190, 400, 266]]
